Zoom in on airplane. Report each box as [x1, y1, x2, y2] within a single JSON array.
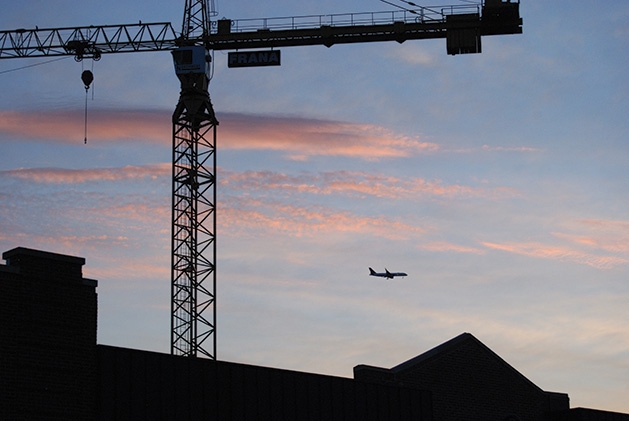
[[369, 267, 407, 279]]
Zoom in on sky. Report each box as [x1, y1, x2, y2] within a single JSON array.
[[1, 0, 628, 413]]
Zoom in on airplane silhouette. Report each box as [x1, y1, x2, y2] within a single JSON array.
[[369, 267, 408, 279]]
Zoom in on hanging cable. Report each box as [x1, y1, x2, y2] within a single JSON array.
[[81, 69, 94, 144], [0, 57, 69, 76], [90, 59, 95, 100], [379, 0, 443, 17], [209, 49, 215, 82]]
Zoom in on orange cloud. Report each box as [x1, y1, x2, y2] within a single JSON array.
[[0, 109, 438, 160]]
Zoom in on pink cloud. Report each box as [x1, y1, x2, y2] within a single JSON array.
[[0, 109, 169, 144], [3, 164, 170, 184], [220, 169, 518, 200], [481, 219, 629, 270], [85, 260, 170, 284], [82, 202, 170, 230], [3, 164, 517, 202], [482, 241, 628, 270], [419, 241, 485, 254], [0, 232, 130, 255], [5, 168, 428, 245], [221, 113, 438, 160], [552, 232, 629, 254], [449, 144, 542, 154], [481, 145, 542, 152], [219, 198, 424, 241], [0, 109, 438, 160], [0, 233, 167, 283], [551, 219, 629, 254]]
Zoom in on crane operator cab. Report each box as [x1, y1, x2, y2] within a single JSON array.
[[171, 45, 213, 100], [172, 46, 212, 79], [171, 45, 218, 127]]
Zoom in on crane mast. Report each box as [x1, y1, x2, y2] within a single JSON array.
[[0, 0, 522, 361], [171, 0, 218, 358], [182, 0, 216, 41]]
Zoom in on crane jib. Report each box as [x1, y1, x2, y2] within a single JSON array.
[[0, 3, 521, 60]]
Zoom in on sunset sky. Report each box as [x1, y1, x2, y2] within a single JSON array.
[[1, 0, 628, 413]]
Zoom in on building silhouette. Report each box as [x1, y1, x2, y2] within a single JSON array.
[[1, 246, 628, 420]]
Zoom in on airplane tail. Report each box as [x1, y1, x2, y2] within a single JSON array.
[[369, 267, 376, 275]]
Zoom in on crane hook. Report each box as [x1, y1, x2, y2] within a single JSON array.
[[81, 70, 94, 91]]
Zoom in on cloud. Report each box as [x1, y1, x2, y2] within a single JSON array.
[[1, 163, 520, 250], [220, 197, 424, 241], [0, 109, 439, 160], [418, 241, 485, 255], [568, 219, 629, 253], [3, 163, 517, 224], [220, 169, 518, 200], [482, 241, 628, 270], [220, 113, 439, 160], [480, 218, 629, 270], [86, 259, 170, 285], [552, 231, 629, 254], [1, 109, 540, 161], [0, 232, 129, 250], [1, 163, 170, 184], [1, 166, 427, 249], [449, 144, 543, 154], [0, 109, 170, 144], [481, 145, 542, 153], [387, 44, 438, 67]]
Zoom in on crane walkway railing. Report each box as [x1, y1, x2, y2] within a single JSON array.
[[215, 5, 480, 34]]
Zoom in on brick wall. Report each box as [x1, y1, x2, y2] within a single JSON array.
[[0, 247, 98, 420]]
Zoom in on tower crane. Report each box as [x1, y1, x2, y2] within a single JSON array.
[[0, 0, 522, 359]]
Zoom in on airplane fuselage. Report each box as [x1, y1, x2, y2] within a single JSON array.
[[369, 267, 407, 279]]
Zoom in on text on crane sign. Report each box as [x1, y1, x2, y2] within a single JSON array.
[[228, 50, 281, 68]]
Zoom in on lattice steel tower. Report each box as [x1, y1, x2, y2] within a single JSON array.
[[171, 0, 219, 358]]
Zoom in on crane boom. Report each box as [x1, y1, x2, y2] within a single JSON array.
[[0, 2, 521, 60], [0, 23, 177, 60]]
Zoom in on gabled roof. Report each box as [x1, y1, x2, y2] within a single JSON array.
[[389, 332, 546, 394]]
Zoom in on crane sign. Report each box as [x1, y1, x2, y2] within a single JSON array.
[[0, 0, 522, 359]]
